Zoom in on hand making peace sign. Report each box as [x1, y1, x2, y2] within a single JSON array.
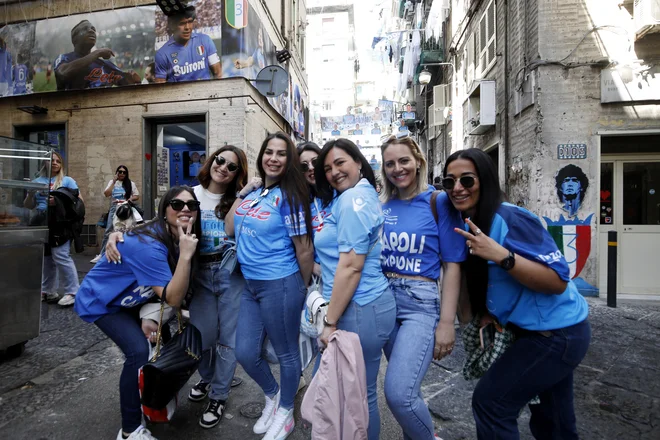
[[454, 218, 509, 264]]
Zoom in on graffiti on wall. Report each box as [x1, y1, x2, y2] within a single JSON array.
[[555, 164, 589, 218]]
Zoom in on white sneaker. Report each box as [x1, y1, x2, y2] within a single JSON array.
[[57, 294, 76, 307], [90, 254, 102, 264], [115, 425, 158, 440], [262, 407, 294, 440], [253, 391, 280, 434]]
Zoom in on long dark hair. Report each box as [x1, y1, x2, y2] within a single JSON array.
[[315, 138, 377, 207], [443, 148, 503, 318], [197, 146, 248, 219], [296, 141, 322, 199], [127, 186, 202, 272], [116, 165, 132, 200], [257, 132, 313, 241]]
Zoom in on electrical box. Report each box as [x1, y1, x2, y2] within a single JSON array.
[[467, 79, 496, 135]]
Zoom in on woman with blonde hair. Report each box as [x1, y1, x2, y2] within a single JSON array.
[[24, 151, 83, 307], [379, 136, 466, 439]]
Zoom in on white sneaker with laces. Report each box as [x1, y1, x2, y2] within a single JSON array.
[[262, 407, 294, 440], [115, 425, 158, 440], [57, 294, 76, 307], [253, 391, 280, 434], [90, 254, 102, 264]]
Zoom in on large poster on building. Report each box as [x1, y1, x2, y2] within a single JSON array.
[[0, 0, 306, 136]]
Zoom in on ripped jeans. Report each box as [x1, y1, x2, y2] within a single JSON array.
[[189, 261, 245, 401]]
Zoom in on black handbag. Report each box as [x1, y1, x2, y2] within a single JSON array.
[[140, 301, 202, 409]]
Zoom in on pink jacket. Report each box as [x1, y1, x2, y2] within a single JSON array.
[[301, 330, 369, 440]]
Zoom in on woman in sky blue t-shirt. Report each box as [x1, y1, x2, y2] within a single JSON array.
[[75, 186, 201, 440], [443, 148, 591, 439], [314, 139, 396, 440], [379, 137, 466, 440], [297, 141, 325, 273], [225, 132, 314, 439]]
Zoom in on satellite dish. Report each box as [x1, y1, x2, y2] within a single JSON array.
[[254, 65, 289, 98]]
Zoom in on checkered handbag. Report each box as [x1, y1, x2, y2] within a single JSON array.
[[462, 316, 516, 381]]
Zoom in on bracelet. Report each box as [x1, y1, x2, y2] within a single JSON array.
[[323, 315, 337, 327]]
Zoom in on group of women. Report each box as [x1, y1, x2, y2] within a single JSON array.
[[73, 132, 591, 440]]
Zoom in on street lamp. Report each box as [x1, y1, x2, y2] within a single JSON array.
[[419, 69, 432, 85]]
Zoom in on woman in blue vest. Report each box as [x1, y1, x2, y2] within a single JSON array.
[[75, 186, 201, 440], [443, 148, 591, 439], [225, 132, 314, 440], [314, 138, 396, 440], [379, 136, 466, 439]]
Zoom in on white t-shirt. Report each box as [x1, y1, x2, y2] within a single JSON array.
[[193, 185, 229, 255], [105, 179, 139, 202]]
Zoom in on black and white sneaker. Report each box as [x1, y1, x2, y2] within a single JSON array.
[[199, 399, 225, 429], [188, 380, 210, 402]]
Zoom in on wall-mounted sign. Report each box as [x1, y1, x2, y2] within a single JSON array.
[[558, 144, 587, 160], [601, 67, 660, 103]]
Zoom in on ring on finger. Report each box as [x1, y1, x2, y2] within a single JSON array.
[[469, 248, 474, 255], [475, 229, 482, 235]]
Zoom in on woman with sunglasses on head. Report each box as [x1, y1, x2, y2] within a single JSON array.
[[183, 147, 249, 429], [91, 165, 140, 264], [225, 132, 314, 440], [379, 137, 466, 440], [314, 138, 396, 440], [443, 148, 590, 439], [74, 186, 200, 440]]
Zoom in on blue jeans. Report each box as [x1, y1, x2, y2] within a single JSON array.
[[384, 279, 439, 440], [42, 240, 80, 295], [472, 319, 592, 440], [235, 272, 306, 410], [99, 204, 118, 256], [189, 262, 245, 401], [337, 289, 396, 440], [95, 309, 150, 433]]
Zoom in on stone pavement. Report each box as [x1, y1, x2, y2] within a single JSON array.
[[0, 251, 658, 439]]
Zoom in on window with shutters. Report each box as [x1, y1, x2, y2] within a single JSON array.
[[475, 0, 496, 78]]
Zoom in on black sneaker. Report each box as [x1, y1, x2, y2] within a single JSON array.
[[188, 380, 210, 402], [199, 399, 225, 429]]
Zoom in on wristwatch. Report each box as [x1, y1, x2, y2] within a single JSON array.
[[500, 251, 515, 271], [323, 315, 336, 327]]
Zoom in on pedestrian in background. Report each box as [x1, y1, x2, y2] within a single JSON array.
[[91, 165, 140, 264], [186, 146, 248, 429], [24, 151, 82, 307], [314, 138, 396, 440], [226, 132, 314, 440], [379, 137, 466, 439], [443, 148, 591, 439]]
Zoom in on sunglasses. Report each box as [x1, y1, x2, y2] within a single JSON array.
[[168, 199, 200, 212], [301, 158, 318, 172], [215, 155, 239, 172], [442, 175, 477, 190], [117, 170, 127, 175]]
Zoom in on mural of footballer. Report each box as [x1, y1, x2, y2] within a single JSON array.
[[555, 164, 589, 217], [54, 20, 141, 91], [154, 6, 221, 83]]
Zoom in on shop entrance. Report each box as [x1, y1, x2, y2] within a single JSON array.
[[599, 135, 660, 296], [143, 116, 207, 220]]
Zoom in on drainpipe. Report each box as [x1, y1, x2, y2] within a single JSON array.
[[503, 0, 510, 194], [281, 0, 288, 49]]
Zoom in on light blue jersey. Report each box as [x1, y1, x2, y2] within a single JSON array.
[[13, 64, 28, 95], [314, 179, 388, 306], [33, 176, 78, 211], [155, 33, 220, 82]]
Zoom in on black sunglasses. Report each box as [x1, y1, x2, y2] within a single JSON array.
[[301, 158, 318, 172], [442, 175, 477, 190], [168, 199, 200, 212], [215, 155, 239, 172], [117, 170, 127, 175]]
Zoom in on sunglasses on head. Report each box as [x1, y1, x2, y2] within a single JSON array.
[[117, 170, 127, 175], [442, 175, 477, 190], [215, 155, 239, 172], [301, 158, 318, 172], [168, 199, 200, 212]]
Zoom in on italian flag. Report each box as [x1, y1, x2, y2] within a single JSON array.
[[544, 214, 593, 279], [226, 0, 248, 29]]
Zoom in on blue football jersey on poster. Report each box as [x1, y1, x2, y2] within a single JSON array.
[[155, 33, 219, 82]]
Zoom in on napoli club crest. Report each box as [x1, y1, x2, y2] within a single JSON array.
[[543, 214, 593, 279]]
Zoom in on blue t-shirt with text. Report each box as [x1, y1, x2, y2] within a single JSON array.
[[74, 231, 173, 323], [314, 179, 388, 306], [311, 197, 331, 263], [33, 176, 78, 212], [381, 189, 467, 279], [483, 203, 589, 331], [155, 33, 219, 82], [54, 52, 125, 90], [235, 186, 307, 280]]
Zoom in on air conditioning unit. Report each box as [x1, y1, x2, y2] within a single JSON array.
[[432, 84, 448, 126], [634, 0, 660, 40], [467, 80, 496, 135]]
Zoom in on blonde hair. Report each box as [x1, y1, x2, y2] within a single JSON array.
[[379, 136, 429, 202], [40, 151, 65, 190]]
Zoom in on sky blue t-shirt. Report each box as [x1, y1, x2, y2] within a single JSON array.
[[74, 231, 173, 323], [33, 176, 78, 212], [381, 189, 467, 279], [311, 197, 331, 263], [155, 33, 220, 82], [314, 179, 389, 306], [13, 64, 28, 95], [484, 203, 589, 331], [235, 186, 307, 280]]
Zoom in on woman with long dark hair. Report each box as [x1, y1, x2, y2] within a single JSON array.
[[75, 186, 200, 440], [314, 138, 396, 440], [297, 141, 324, 277], [185, 146, 249, 429], [443, 148, 590, 439], [379, 136, 466, 439], [92, 165, 140, 264], [225, 132, 314, 440]]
